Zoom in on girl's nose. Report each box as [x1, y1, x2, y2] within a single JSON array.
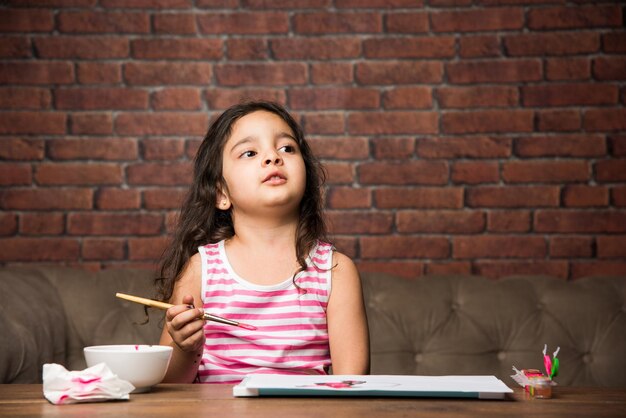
[[263, 154, 282, 166]]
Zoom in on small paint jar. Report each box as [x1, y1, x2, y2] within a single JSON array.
[[528, 376, 552, 399]]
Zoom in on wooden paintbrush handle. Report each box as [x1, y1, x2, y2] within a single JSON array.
[[115, 293, 173, 311]]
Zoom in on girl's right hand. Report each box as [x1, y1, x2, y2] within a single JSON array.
[[165, 294, 205, 353]]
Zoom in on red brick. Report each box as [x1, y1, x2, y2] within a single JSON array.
[[584, 109, 626, 132], [549, 236, 593, 258], [289, 88, 379, 110], [247, 0, 330, 7], [126, 162, 192, 186], [502, 160, 589, 183], [143, 188, 187, 209], [474, 261, 569, 280], [349, 111, 438, 135], [300, 112, 345, 135], [14, 0, 97, 6], [152, 88, 202, 110], [383, 87, 432, 109], [452, 161, 499, 184], [442, 110, 533, 134], [504, 32, 599, 56], [0, 36, 32, 58], [0, 213, 17, 236], [68, 213, 163, 236], [205, 88, 286, 109], [58, 11, 150, 33], [0, 164, 31, 186], [293, 12, 381, 34], [537, 110, 581, 132], [372, 138, 414, 159], [571, 261, 626, 278], [0, 9, 54, 32], [361, 236, 449, 259], [417, 136, 511, 159], [357, 261, 425, 279], [398, 210, 485, 233], [0, 138, 44, 160], [308, 137, 369, 160], [36, 163, 122, 185], [515, 135, 606, 157], [563, 185, 609, 207], [95, 188, 141, 210], [359, 161, 448, 185], [611, 135, 626, 157], [613, 186, 626, 207], [124, 62, 212, 85], [0, 62, 74, 84], [597, 237, 626, 258], [0, 188, 93, 210], [363, 37, 455, 59], [77, 62, 121, 84], [153, 13, 197, 34], [132, 38, 222, 60], [141, 139, 186, 160], [216, 63, 306, 86], [323, 162, 354, 184], [198, 12, 288, 34], [0, 87, 51, 110], [55, 88, 148, 110], [523, 83, 617, 107], [20, 213, 64, 236], [374, 187, 463, 209], [425, 262, 472, 276], [438, 86, 518, 109], [546, 58, 590, 81], [0, 238, 79, 262], [311, 63, 353, 85], [129, 237, 169, 261], [447, 60, 542, 83], [593, 57, 626, 81], [336, 0, 422, 7], [385, 12, 428, 33], [82, 238, 125, 261], [331, 236, 357, 258], [454, 236, 546, 258], [467, 186, 560, 208], [527, 5, 622, 30], [535, 210, 626, 233], [115, 112, 208, 135], [326, 187, 371, 209], [101, 0, 191, 7], [0, 112, 66, 135], [603, 32, 626, 53], [227, 38, 269, 60], [596, 159, 626, 183], [48, 138, 137, 160], [326, 211, 393, 234], [459, 35, 500, 58], [35, 37, 129, 59], [356, 61, 442, 84], [70, 113, 113, 135], [272, 37, 360, 60], [487, 211, 531, 232], [431, 8, 523, 32]]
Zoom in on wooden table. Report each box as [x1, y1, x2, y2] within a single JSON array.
[[0, 384, 624, 418]]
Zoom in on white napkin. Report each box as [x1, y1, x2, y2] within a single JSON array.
[[43, 363, 135, 405]]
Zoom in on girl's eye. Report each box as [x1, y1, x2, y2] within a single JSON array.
[[240, 150, 256, 158], [279, 145, 296, 153]]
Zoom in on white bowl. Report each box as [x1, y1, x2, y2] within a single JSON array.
[[84, 345, 173, 393]]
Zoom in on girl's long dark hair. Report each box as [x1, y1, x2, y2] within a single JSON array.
[[155, 101, 328, 302]]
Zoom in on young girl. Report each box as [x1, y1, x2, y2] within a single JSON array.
[[156, 101, 370, 383]]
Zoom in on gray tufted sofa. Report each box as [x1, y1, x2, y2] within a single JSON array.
[[1, 266, 624, 386]]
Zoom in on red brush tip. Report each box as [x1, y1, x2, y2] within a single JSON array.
[[238, 323, 257, 330]]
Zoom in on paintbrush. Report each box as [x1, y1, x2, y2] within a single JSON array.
[[115, 292, 257, 330]]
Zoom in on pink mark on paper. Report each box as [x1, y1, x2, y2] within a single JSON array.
[[72, 375, 101, 385], [135, 345, 140, 351]]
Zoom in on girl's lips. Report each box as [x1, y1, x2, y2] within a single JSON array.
[[263, 172, 286, 183]]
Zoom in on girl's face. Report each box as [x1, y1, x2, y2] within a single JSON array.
[[218, 110, 306, 219]]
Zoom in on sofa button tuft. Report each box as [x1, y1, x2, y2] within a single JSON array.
[[414, 353, 423, 363], [497, 351, 506, 361], [583, 353, 593, 364]]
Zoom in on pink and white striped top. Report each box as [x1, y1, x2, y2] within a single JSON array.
[[197, 240, 333, 383]]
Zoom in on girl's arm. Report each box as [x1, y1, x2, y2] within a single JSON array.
[[159, 253, 206, 383], [326, 251, 370, 375]]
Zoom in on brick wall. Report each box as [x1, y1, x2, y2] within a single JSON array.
[[0, 1, 625, 279]]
